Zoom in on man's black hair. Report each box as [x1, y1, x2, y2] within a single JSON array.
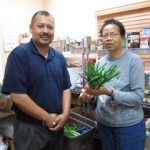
[[31, 10, 54, 24]]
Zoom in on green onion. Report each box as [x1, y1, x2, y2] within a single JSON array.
[[82, 60, 120, 89], [64, 123, 81, 137]]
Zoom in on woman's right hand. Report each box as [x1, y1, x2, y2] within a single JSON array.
[[78, 86, 112, 102], [78, 88, 93, 102]]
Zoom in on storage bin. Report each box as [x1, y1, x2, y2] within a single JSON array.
[[64, 112, 97, 150]]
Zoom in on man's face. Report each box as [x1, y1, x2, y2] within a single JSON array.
[[30, 14, 54, 47]]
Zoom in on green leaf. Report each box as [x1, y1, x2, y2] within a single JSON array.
[[83, 60, 119, 89]]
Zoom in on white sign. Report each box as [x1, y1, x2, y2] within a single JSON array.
[[3, 33, 19, 52]]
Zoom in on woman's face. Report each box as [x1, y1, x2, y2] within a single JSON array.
[[101, 24, 123, 52]]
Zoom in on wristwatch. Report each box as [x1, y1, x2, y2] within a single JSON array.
[[108, 89, 113, 96], [109, 89, 114, 100]]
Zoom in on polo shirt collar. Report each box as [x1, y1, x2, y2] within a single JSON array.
[[30, 39, 55, 60]]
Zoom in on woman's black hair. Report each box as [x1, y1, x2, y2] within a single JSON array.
[[100, 18, 126, 38]]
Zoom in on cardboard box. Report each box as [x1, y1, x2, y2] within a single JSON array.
[[50, 39, 65, 52], [140, 37, 150, 48]]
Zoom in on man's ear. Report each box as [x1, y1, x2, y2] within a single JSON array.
[[29, 24, 32, 33]]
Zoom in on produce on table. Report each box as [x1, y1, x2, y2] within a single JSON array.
[[64, 123, 80, 137], [64, 123, 89, 137], [82, 60, 120, 90]]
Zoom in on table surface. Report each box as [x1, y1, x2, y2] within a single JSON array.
[[0, 111, 15, 119], [0, 103, 149, 119]]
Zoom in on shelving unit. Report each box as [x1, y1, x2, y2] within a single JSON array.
[[63, 48, 150, 72], [94, 1, 150, 71], [96, 48, 150, 72], [95, 1, 150, 37], [66, 48, 150, 108], [68, 48, 150, 55]]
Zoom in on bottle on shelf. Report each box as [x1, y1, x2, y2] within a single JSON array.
[[65, 37, 70, 52]]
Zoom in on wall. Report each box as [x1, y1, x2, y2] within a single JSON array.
[[0, 0, 44, 79], [0, 0, 148, 78], [45, 0, 147, 40]]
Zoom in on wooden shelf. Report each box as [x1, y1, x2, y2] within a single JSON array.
[[95, 1, 150, 16], [63, 48, 150, 72], [95, 1, 150, 37], [97, 48, 150, 72]]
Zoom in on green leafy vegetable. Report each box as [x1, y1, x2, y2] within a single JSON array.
[[64, 123, 81, 137], [82, 60, 120, 89]]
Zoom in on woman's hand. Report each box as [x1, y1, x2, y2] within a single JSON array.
[[79, 86, 113, 102], [78, 87, 93, 102], [86, 86, 109, 96]]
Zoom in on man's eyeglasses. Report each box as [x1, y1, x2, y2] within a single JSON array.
[[102, 33, 119, 39]]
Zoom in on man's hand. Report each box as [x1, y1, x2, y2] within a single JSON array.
[[44, 113, 58, 128], [49, 113, 68, 131]]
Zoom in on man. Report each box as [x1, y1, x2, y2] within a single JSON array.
[[1, 10, 71, 150]]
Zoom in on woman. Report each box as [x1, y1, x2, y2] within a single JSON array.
[[80, 18, 146, 150]]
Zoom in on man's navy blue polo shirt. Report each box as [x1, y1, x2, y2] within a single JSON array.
[[2, 40, 71, 119]]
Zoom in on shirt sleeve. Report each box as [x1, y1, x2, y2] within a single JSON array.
[[1, 49, 28, 94], [62, 54, 72, 90], [114, 57, 145, 106]]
